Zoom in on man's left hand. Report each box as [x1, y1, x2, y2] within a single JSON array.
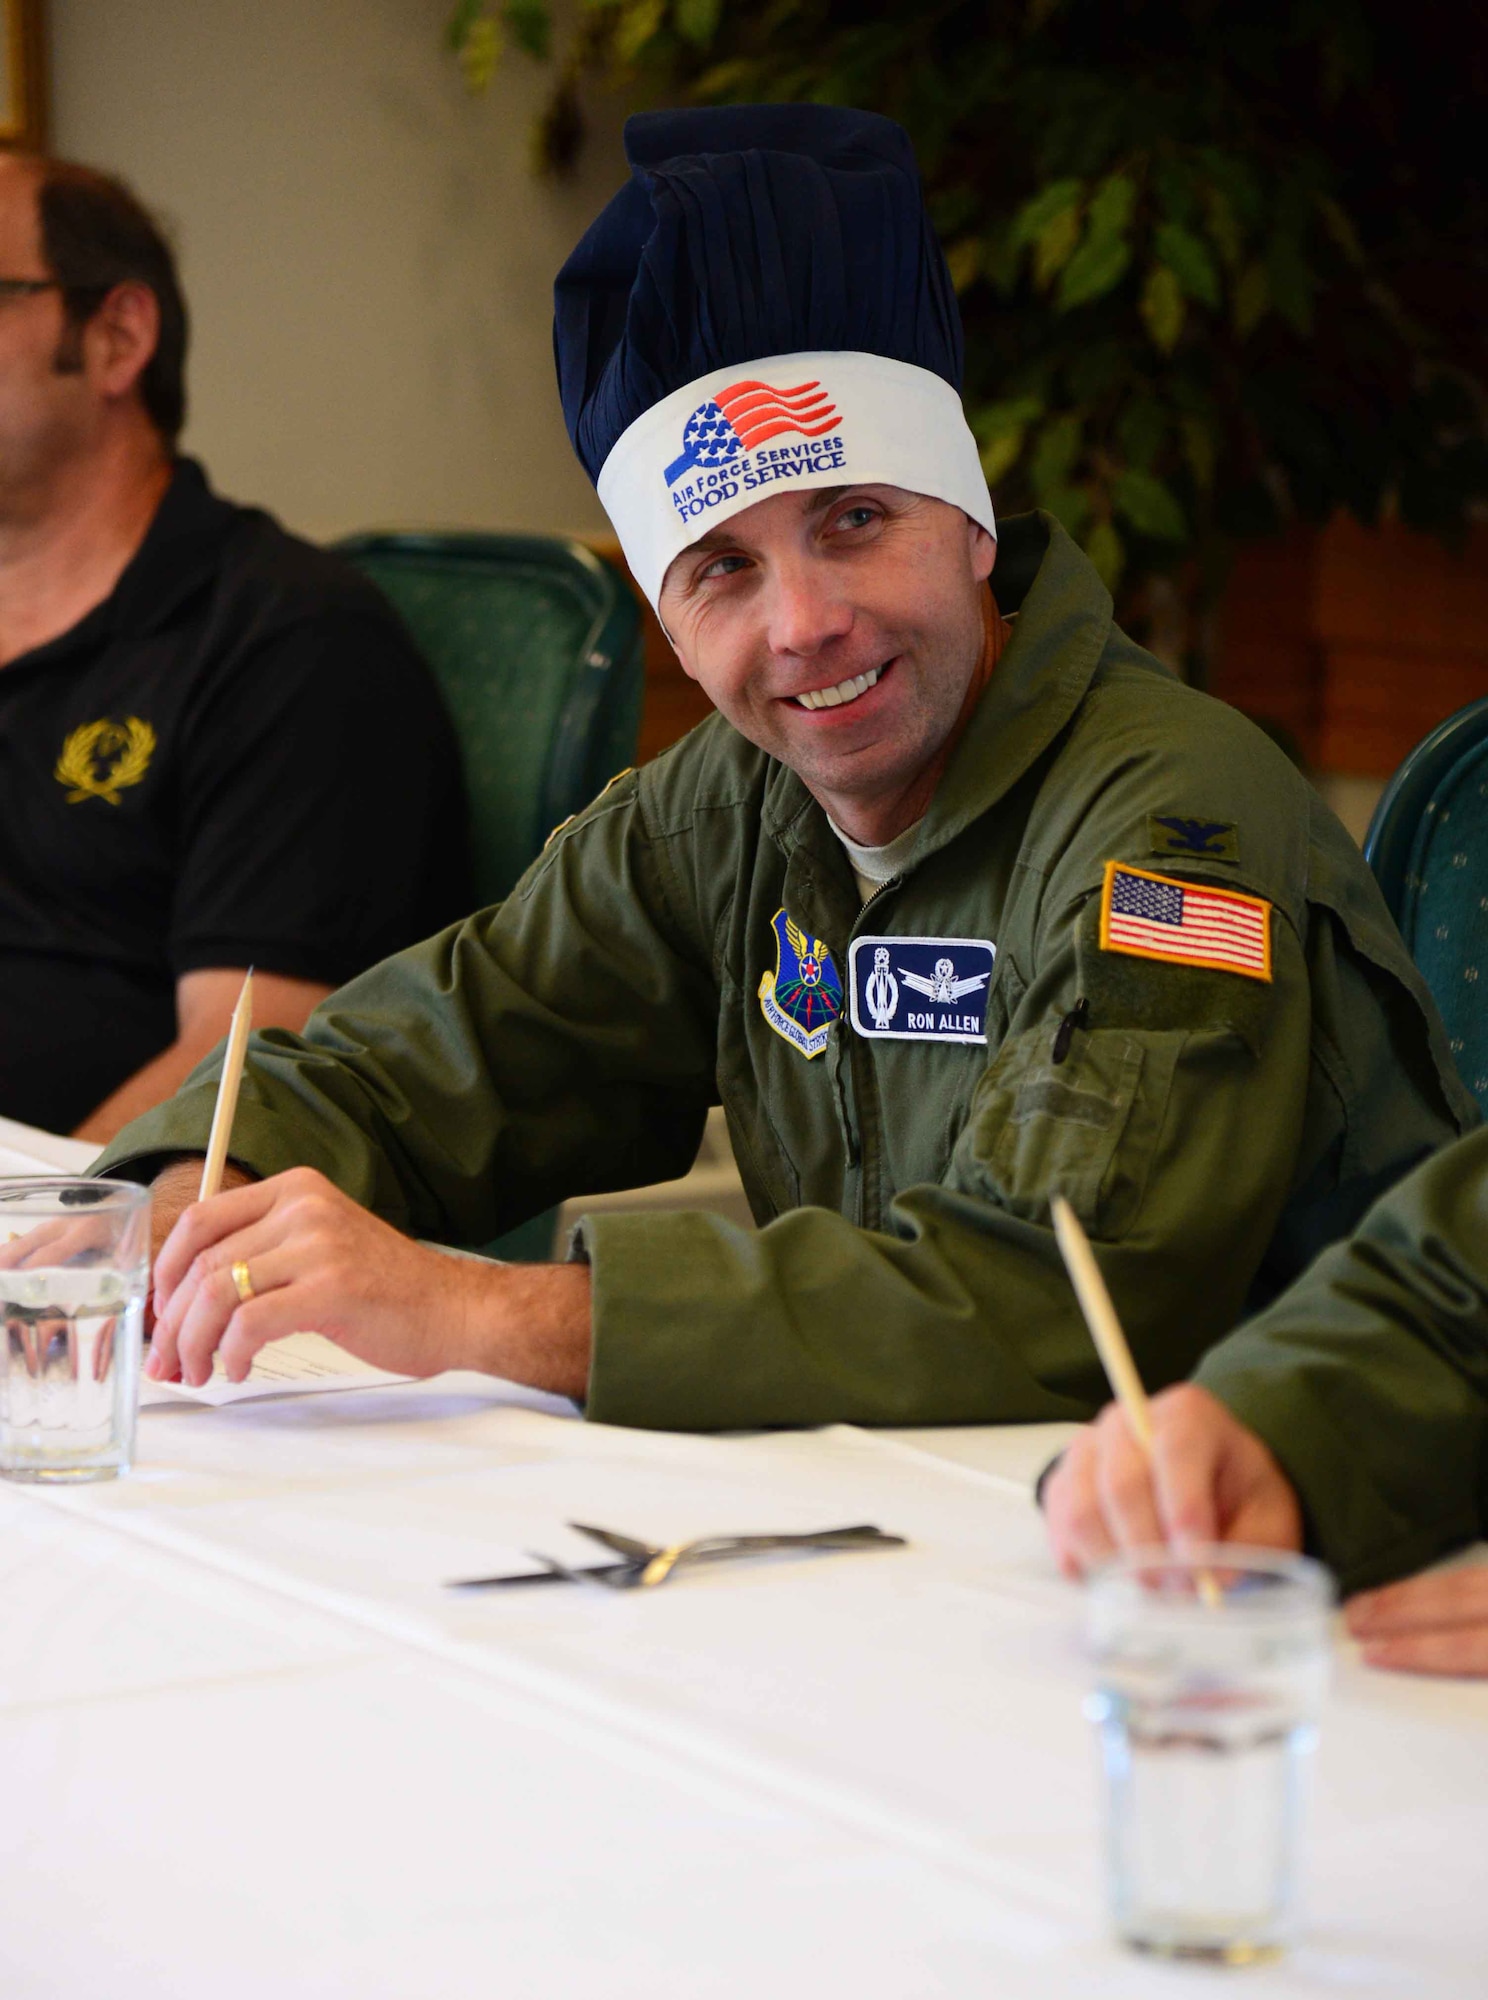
[[1346, 1568, 1488, 1677], [146, 1166, 590, 1396]]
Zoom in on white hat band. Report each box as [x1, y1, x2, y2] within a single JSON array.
[[596, 350, 996, 609]]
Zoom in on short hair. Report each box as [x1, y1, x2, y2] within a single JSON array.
[[28, 158, 189, 444]]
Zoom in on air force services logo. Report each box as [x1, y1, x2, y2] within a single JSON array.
[[665, 378, 846, 524], [848, 935, 996, 1044], [758, 908, 843, 1059]]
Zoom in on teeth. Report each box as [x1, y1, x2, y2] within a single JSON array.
[[795, 665, 883, 711]]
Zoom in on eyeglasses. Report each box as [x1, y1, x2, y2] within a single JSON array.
[[0, 278, 60, 302]]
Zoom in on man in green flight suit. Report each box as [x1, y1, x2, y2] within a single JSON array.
[[1043, 1125, 1488, 1676], [109, 107, 1474, 1431]]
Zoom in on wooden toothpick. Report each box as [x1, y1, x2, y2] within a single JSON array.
[[1051, 1193, 1221, 1606], [198, 970, 254, 1202]]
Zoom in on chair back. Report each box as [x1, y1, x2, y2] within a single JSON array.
[[336, 533, 644, 906], [336, 532, 645, 1259], [1365, 695, 1488, 1109]]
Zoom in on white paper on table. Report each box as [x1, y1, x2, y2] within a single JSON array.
[[139, 1331, 414, 1408], [0, 1113, 101, 1178]]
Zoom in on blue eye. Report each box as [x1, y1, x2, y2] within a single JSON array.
[[700, 553, 750, 580], [833, 505, 878, 532]]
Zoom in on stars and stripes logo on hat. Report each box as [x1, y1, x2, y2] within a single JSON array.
[[596, 348, 997, 609], [1099, 861, 1272, 982], [664, 378, 840, 486]]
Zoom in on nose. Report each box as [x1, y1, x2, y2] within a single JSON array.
[[763, 551, 853, 662]]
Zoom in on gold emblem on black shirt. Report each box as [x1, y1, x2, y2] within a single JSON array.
[[55, 717, 157, 805]]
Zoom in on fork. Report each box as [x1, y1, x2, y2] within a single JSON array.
[[567, 1521, 656, 1563], [570, 1521, 902, 1589], [448, 1523, 904, 1592]]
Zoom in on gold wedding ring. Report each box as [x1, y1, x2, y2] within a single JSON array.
[[230, 1260, 255, 1305]]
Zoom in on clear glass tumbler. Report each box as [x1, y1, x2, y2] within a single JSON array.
[[0, 1178, 151, 1483], [1087, 1547, 1333, 1964]]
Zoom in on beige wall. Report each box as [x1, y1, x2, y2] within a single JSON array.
[[51, 0, 627, 542]]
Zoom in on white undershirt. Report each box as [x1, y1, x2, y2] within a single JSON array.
[[828, 815, 925, 905]]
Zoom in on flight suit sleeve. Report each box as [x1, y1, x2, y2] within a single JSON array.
[[1193, 1127, 1488, 1595], [580, 866, 1324, 1428], [91, 776, 720, 1247]]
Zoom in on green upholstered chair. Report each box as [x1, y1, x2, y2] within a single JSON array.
[[337, 532, 645, 1257], [1364, 695, 1488, 1111]]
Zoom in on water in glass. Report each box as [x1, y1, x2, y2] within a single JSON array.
[[0, 1180, 149, 1482], [1087, 1548, 1333, 1963]]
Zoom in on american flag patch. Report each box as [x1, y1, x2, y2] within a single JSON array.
[[1099, 861, 1272, 982]]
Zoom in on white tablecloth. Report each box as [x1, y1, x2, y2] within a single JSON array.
[[2, 1378, 1485, 1996]]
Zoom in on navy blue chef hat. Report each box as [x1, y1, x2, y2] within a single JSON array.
[[555, 104, 995, 608]]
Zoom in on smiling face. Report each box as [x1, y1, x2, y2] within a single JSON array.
[[657, 483, 996, 844]]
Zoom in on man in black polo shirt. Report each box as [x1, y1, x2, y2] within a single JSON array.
[[0, 154, 467, 1139]]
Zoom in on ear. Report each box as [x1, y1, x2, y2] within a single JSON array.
[[968, 520, 997, 584], [653, 572, 693, 677], [671, 644, 705, 688], [84, 281, 161, 407]]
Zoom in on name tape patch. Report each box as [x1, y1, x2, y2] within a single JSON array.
[[848, 935, 996, 1043], [1099, 861, 1272, 982]]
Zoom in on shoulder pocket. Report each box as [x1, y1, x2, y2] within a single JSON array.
[[950, 1021, 1208, 1238]]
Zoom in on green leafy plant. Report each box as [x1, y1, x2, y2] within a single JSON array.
[[447, 0, 1486, 631], [446, 0, 552, 91]]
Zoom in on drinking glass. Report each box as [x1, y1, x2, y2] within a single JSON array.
[[1086, 1546, 1333, 1964], [0, 1178, 151, 1482]]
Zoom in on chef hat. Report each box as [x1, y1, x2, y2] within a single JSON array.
[[554, 104, 995, 607]]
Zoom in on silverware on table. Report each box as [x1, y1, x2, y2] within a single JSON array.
[[568, 1521, 656, 1563], [447, 1522, 905, 1592]]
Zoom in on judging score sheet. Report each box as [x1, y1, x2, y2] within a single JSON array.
[[139, 1332, 414, 1407]]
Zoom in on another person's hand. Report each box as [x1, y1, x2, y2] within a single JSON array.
[[145, 1165, 589, 1397], [1043, 1383, 1303, 1578], [1346, 1568, 1488, 1677]]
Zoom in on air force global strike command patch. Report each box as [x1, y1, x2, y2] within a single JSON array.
[[758, 908, 843, 1059], [848, 936, 996, 1043]]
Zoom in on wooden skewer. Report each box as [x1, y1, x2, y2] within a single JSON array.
[[1050, 1193, 1221, 1607], [198, 970, 254, 1203]]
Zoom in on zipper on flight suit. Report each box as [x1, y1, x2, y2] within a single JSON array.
[[840, 873, 903, 1233], [826, 1025, 859, 1169]]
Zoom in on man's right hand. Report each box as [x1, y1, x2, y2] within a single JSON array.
[[1043, 1383, 1304, 1578], [149, 1158, 255, 1258], [146, 1158, 256, 1322]]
